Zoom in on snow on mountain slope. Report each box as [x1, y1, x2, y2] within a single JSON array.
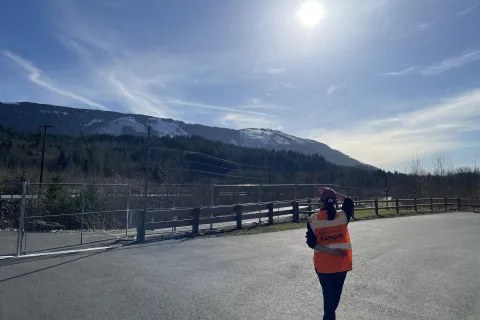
[[91, 117, 147, 135], [151, 119, 187, 137], [84, 119, 104, 127], [0, 102, 371, 168], [239, 128, 307, 146]]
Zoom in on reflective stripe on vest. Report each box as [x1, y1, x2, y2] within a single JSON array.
[[314, 243, 352, 252]]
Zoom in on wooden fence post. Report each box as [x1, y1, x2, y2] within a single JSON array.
[[395, 198, 399, 214], [414, 198, 417, 212], [136, 210, 146, 242], [234, 205, 243, 230], [292, 201, 299, 223], [457, 198, 461, 211], [444, 197, 448, 211], [267, 202, 274, 225], [374, 199, 379, 216], [430, 197, 434, 212], [307, 199, 312, 214], [192, 207, 200, 235]]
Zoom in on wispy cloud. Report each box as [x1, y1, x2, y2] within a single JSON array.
[[282, 82, 298, 89], [240, 98, 288, 110], [326, 84, 346, 95], [309, 89, 480, 167], [420, 50, 480, 75], [215, 113, 279, 130], [163, 97, 276, 117], [381, 66, 417, 76], [417, 22, 433, 31], [4, 0, 287, 120], [382, 50, 480, 76], [459, 4, 480, 16], [266, 82, 299, 96], [389, 22, 434, 41], [265, 68, 286, 75], [2, 50, 109, 110], [360, 0, 400, 14]]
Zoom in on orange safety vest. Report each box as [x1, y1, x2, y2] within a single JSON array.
[[308, 209, 352, 274]]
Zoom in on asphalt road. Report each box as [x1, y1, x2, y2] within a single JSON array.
[[1, 212, 479, 320]]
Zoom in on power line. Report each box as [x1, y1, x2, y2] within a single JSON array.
[[171, 160, 266, 173], [166, 168, 268, 180], [149, 146, 265, 169]]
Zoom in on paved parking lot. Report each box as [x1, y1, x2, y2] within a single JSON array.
[[1, 212, 479, 320]]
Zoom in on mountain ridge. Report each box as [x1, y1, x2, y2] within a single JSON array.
[[0, 102, 370, 168]]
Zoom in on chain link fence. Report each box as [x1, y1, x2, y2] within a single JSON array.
[[19, 183, 133, 253], [3, 182, 467, 256], [0, 182, 23, 256]]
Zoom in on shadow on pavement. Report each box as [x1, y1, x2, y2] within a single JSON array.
[[118, 236, 193, 251], [22, 237, 121, 255], [0, 249, 112, 283]]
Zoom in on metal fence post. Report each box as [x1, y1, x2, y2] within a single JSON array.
[[201, 184, 205, 207], [235, 205, 243, 230], [267, 202, 274, 225], [16, 182, 26, 257], [395, 198, 399, 214], [172, 185, 176, 209], [125, 184, 130, 238], [258, 184, 262, 203], [192, 207, 200, 235], [430, 197, 434, 212], [457, 197, 461, 211], [81, 184, 85, 245], [444, 197, 448, 211], [236, 185, 240, 204], [211, 184, 215, 207]]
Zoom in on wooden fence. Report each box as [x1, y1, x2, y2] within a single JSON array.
[[134, 197, 480, 240]]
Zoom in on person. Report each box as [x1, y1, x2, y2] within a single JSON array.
[[305, 186, 354, 320]]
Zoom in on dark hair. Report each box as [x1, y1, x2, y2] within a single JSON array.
[[342, 197, 354, 214], [324, 198, 337, 220]]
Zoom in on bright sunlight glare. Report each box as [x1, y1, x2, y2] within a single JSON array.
[[296, 1, 325, 27]]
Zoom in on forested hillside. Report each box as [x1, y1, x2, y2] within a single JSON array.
[[0, 124, 478, 199], [0, 102, 366, 167]]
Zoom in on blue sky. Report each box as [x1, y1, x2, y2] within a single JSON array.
[[1, 0, 480, 171]]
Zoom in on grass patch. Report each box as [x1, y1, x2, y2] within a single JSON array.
[[226, 209, 450, 236], [140, 209, 455, 241], [228, 221, 306, 235]]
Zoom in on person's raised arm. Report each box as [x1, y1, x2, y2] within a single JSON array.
[[317, 186, 348, 202]]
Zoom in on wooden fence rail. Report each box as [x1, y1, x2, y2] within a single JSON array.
[[135, 197, 480, 241]]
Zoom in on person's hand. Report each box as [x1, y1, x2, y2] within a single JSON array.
[[318, 186, 346, 202], [317, 186, 330, 192], [330, 249, 347, 257]]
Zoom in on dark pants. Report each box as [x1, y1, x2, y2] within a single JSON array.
[[317, 271, 347, 320]]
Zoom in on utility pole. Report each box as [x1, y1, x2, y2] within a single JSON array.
[[385, 172, 389, 210], [144, 124, 151, 200], [138, 124, 151, 242], [39, 124, 52, 196], [264, 149, 271, 200]]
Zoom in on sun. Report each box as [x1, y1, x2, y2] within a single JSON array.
[[296, 1, 325, 27]]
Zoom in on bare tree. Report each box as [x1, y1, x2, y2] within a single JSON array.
[[408, 152, 425, 197], [432, 150, 453, 196]]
